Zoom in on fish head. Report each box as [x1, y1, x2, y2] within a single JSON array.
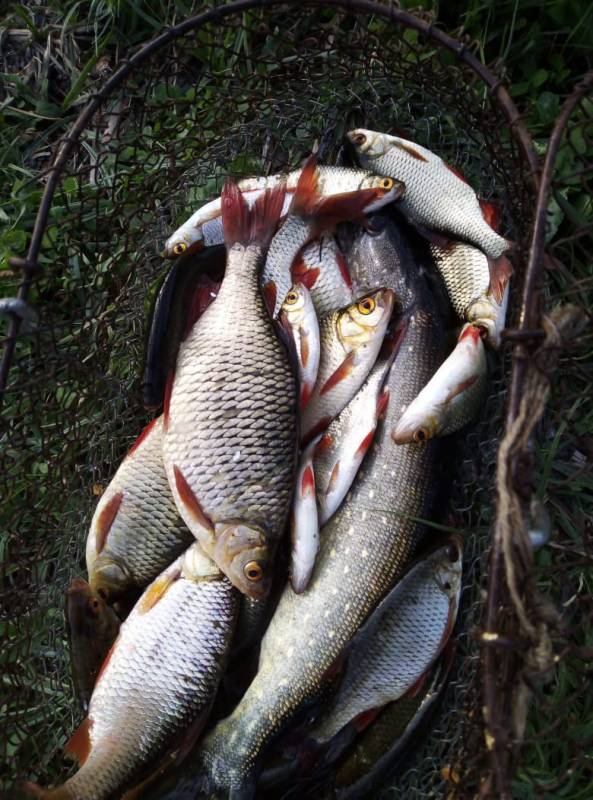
[[66, 578, 117, 637], [213, 522, 272, 599], [281, 283, 311, 326], [88, 557, 132, 602], [357, 174, 406, 211], [432, 536, 463, 601], [162, 229, 205, 259], [337, 288, 395, 349], [346, 129, 393, 160], [391, 404, 441, 445]]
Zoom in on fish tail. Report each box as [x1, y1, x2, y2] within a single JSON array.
[[487, 253, 513, 304], [291, 155, 380, 231], [221, 181, 286, 250]]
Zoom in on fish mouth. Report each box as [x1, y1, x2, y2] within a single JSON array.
[[213, 522, 273, 600]]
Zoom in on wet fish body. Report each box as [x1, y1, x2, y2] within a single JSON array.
[[163, 185, 297, 598], [347, 129, 509, 263], [86, 415, 193, 601], [314, 354, 393, 526], [292, 234, 354, 317], [309, 537, 462, 744], [290, 437, 321, 594], [300, 288, 394, 443], [281, 284, 320, 412], [25, 544, 237, 800], [197, 216, 444, 794], [163, 166, 405, 259], [392, 323, 487, 444], [65, 579, 121, 710]]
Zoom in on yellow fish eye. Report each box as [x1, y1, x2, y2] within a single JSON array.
[[380, 177, 394, 190], [244, 561, 264, 582], [357, 297, 376, 315], [413, 427, 431, 444], [285, 290, 299, 305], [173, 242, 187, 256]]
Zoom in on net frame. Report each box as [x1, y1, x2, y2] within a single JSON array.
[[3, 3, 587, 798]]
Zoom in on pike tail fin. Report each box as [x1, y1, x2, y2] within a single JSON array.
[[222, 181, 286, 249]]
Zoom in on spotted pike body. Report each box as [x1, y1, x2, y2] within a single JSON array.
[[85, 415, 193, 601], [24, 545, 237, 800], [163, 184, 297, 599], [197, 219, 444, 795]]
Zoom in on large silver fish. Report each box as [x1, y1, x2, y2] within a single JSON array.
[[197, 213, 445, 796], [163, 165, 404, 259], [163, 183, 297, 599], [23, 543, 237, 800], [292, 234, 354, 317], [392, 322, 487, 444], [347, 129, 512, 292], [300, 288, 394, 443], [261, 158, 403, 318], [308, 537, 462, 744], [314, 353, 394, 526], [86, 415, 193, 601]]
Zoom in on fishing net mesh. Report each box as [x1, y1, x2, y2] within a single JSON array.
[[0, 3, 590, 797]]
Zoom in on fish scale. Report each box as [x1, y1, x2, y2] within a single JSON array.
[[198, 225, 444, 794], [295, 234, 354, 317], [86, 415, 193, 600]]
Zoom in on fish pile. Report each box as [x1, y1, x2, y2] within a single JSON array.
[[22, 129, 512, 800]]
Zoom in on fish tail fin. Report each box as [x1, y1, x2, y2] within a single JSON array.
[[487, 253, 513, 304], [222, 181, 286, 250], [14, 781, 70, 800], [291, 155, 379, 232], [479, 197, 501, 231]]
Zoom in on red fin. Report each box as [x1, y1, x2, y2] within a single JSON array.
[[95, 492, 123, 554], [95, 639, 117, 686], [139, 568, 182, 614], [127, 417, 158, 458], [444, 375, 478, 403], [184, 281, 220, 340], [459, 324, 482, 344], [336, 252, 353, 289], [222, 182, 285, 248], [301, 266, 320, 290], [376, 388, 390, 419], [173, 465, 214, 531], [290, 155, 320, 217], [327, 461, 340, 491], [487, 254, 513, 304], [319, 351, 356, 396], [292, 255, 321, 291], [301, 464, 315, 496], [381, 320, 408, 359], [299, 327, 310, 369], [445, 161, 469, 184], [352, 706, 382, 733], [479, 198, 501, 231], [300, 383, 312, 413], [355, 430, 375, 458], [395, 141, 428, 162], [314, 433, 334, 457], [262, 281, 277, 317], [302, 416, 332, 446], [65, 717, 92, 765], [163, 370, 174, 431]]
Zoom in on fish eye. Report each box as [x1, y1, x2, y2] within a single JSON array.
[[173, 242, 187, 256], [90, 599, 101, 614], [414, 427, 430, 443], [380, 177, 394, 190], [285, 290, 299, 305], [97, 587, 109, 601], [244, 561, 264, 582], [357, 297, 376, 315], [353, 133, 366, 146]]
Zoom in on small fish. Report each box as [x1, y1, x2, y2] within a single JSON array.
[[391, 323, 487, 444], [292, 234, 354, 317], [86, 415, 193, 602], [281, 284, 320, 412], [65, 579, 121, 710], [300, 288, 394, 443], [308, 537, 462, 745], [290, 437, 322, 594], [162, 165, 404, 259], [22, 543, 237, 800], [163, 183, 297, 599], [314, 353, 394, 526], [262, 157, 403, 318], [347, 129, 512, 291]]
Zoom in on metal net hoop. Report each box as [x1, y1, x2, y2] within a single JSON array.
[[0, 2, 542, 796]]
